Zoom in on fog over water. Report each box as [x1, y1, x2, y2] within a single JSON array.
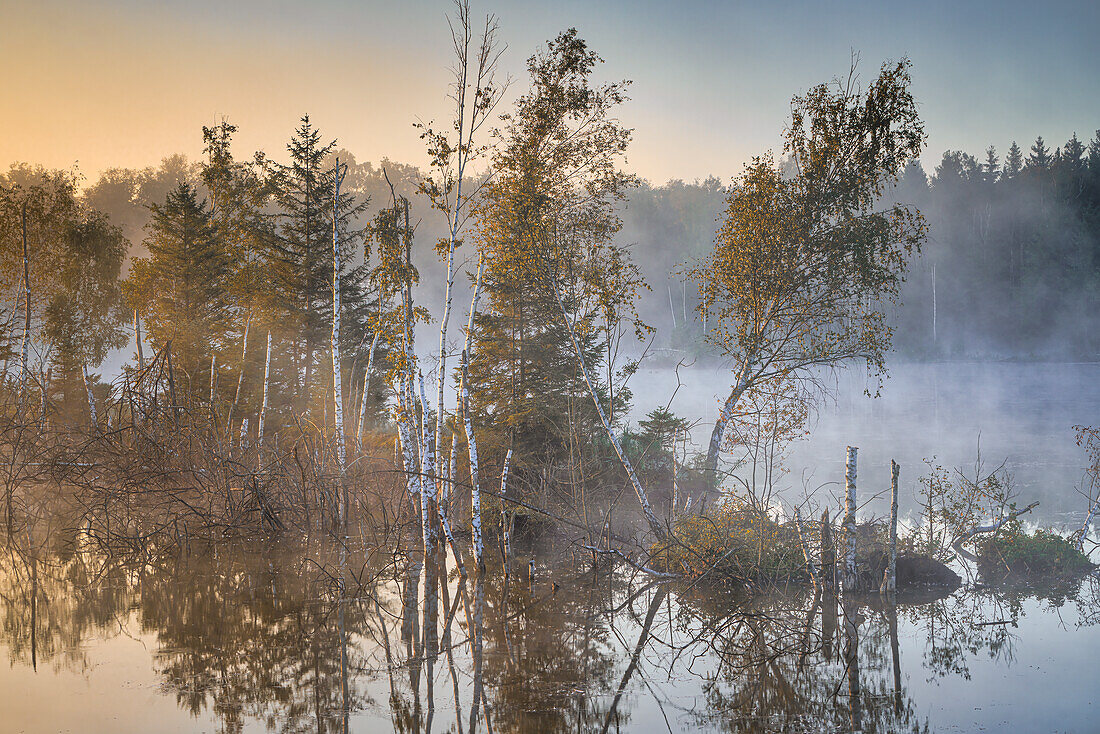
[[628, 361, 1100, 523]]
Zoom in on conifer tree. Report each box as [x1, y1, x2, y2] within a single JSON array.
[[1003, 141, 1024, 179], [265, 116, 369, 415], [467, 29, 646, 503], [126, 183, 231, 388]]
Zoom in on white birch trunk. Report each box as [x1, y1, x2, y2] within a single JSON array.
[[500, 447, 513, 564], [549, 277, 665, 539], [418, 371, 437, 549], [82, 364, 97, 426], [885, 460, 899, 594], [18, 203, 30, 402], [209, 354, 217, 405], [842, 446, 858, 593], [257, 332, 272, 464], [355, 330, 380, 447], [331, 161, 348, 525], [704, 356, 755, 479], [461, 351, 484, 569], [134, 310, 145, 372], [794, 507, 820, 588]]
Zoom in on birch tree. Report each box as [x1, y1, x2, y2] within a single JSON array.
[[469, 29, 660, 536], [417, 0, 506, 506], [691, 59, 927, 480]]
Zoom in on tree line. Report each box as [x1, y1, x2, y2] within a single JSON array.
[[0, 1, 940, 567]]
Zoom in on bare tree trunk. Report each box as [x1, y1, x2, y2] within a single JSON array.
[[794, 508, 819, 589], [18, 202, 30, 402], [82, 363, 97, 426], [418, 372, 438, 552], [548, 275, 665, 539], [843, 446, 859, 593], [461, 351, 484, 569], [884, 460, 899, 594], [134, 310, 145, 371], [228, 315, 250, 435], [500, 448, 513, 570], [820, 508, 836, 590], [257, 331, 272, 464], [704, 356, 755, 481], [355, 330, 380, 447], [209, 354, 218, 405], [331, 161, 348, 527]]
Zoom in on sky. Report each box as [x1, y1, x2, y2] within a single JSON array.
[[3, 0, 1099, 185]]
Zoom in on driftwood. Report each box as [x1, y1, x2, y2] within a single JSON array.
[[951, 500, 1040, 561]]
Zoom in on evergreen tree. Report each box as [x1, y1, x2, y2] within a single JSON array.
[[1027, 136, 1051, 170], [983, 146, 1000, 183], [1004, 141, 1024, 178], [126, 183, 231, 387], [265, 116, 369, 414], [467, 29, 643, 486]]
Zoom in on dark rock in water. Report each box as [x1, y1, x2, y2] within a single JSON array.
[[859, 551, 962, 591]]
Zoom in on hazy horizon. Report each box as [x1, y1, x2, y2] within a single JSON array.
[[6, 0, 1100, 185]]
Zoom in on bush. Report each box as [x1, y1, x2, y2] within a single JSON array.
[[651, 501, 806, 582], [976, 526, 1094, 580]]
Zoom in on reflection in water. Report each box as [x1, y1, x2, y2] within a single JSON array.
[[1, 536, 1098, 733]]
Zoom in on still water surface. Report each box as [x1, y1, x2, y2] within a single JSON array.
[[4, 361, 1100, 733], [1, 538, 1097, 733]]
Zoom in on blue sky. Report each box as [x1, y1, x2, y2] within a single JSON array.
[[4, 0, 1098, 183]]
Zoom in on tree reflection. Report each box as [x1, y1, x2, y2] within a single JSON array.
[[1, 539, 1098, 733]]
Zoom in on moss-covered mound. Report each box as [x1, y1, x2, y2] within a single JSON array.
[[975, 528, 1094, 581], [651, 505, 806, 582]]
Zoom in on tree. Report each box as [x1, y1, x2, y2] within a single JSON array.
[[416, 0, 507, 511], [468, 29, 660, 533], [1, 169, 128, 419], [1027, 136, 1051, 171], [1003, 141, 1024, 179], [693, 58, 927, 480], [265, 116, 369, 414], [125, 182, 231, 385], [983, 146, 1000, 183]]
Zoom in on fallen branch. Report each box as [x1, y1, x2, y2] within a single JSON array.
[[951, 500, 1040, 561]]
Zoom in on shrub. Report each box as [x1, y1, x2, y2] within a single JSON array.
[[651, 500, 805, 582], [976, 525, 1093, 580]]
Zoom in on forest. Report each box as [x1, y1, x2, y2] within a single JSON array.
[[2, 2, 1099, 732]]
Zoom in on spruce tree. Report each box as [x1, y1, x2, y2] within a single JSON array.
[[126, 182, 231, 388], [266, 116, 369, 415], [1004, 141, 1024, 178], [467, 30, 643, 489]]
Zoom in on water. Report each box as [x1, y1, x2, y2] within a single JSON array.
[[3, 361, 1099, 733], [629, 361, 1100, 522], [1, 537, 1097, 734]]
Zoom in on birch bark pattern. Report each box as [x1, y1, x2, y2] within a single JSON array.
[[257, 332, 272, 462], [461, 350, 484, 569], [209, 354, 217, 405], [331, 161, 348, 525], [500, 448, 513, 566], [842, 446, 858, 593], [19, 202, 30, 401], [793, 508, 819, 588], [82, 364, 97, 425], [704, 356, 755, 480], [548, 275, 665, 539], [355, 331, 380, 447], [885, 460, 899, 594]]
